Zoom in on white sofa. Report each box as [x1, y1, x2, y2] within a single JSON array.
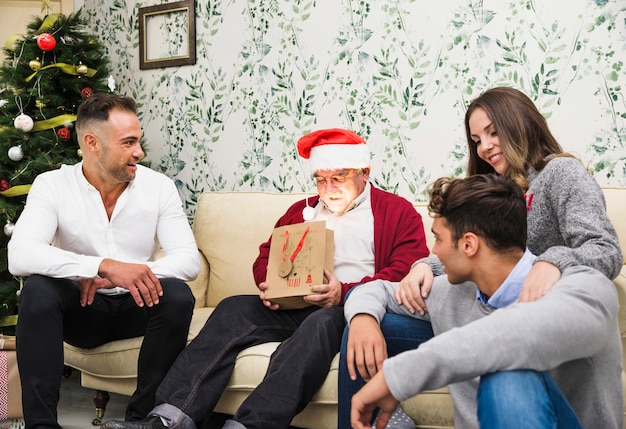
[[64, 188, 626, 428]]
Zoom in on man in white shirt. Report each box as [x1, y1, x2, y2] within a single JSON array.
[[8, 94, 200, 428]]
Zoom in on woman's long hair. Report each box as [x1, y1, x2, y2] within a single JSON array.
[[464, 87, 566, 192]]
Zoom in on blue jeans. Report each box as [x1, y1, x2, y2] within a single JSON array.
[[153, 295, 345, 429], [337, 313, 434, 429], [477, 370, 583, 429]]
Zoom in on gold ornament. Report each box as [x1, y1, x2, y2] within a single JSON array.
[[35, 99, 45, 108], [76, 63, 88, 75], [29, 58, 42, 71], [77, 148, 83, 158]]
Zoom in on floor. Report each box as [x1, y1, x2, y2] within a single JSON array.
[[58, 369, 126, 428], [57, 369, 234, 429]]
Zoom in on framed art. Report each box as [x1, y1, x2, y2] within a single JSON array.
[[138, 0, 196, 70]]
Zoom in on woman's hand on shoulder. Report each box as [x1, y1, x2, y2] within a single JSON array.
[[519, 261, 561, 302], [395, 262, 433, 315]]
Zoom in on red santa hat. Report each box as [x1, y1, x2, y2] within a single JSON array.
[[297, 128, 370, 172]]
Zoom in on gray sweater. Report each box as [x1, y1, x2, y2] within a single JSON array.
[[345, 266, 623, 429], [422, 157, 623, 279]]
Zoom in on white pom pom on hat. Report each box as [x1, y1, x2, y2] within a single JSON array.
[[297, 128, 370, 172]]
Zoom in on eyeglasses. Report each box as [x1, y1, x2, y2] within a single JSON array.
[[313, 169, 362, 188]]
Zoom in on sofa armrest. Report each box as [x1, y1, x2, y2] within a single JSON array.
[[185, 250, 210, 308], [614, 267, 626, 372]]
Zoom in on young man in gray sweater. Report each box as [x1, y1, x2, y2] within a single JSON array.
[[347, 174, 622, 429]]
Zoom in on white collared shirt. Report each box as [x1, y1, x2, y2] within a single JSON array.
[[8, 163, 199, 293], [312, 182, 375, 283]]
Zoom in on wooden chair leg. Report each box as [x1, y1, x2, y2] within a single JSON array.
[[92, 390, 110, 426], [62, 365, 73, 378]]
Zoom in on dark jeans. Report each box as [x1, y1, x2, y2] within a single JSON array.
[[337, 313, 434, 429], [16, 275, 194, 429], [154, 295, 345, 429]]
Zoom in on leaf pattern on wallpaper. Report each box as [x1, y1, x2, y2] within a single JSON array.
[[587, 2, 626, 185], [83, 0, 626, 215], [232, 0, 329, 193], [333, 0, 440, 199]]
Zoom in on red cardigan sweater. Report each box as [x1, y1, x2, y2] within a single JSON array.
[[252, 185, 430, 303]]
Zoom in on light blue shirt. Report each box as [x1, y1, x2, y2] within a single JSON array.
[[476, 248, 536, 308]]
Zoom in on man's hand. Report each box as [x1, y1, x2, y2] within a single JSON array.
[[78, 277, 114, 306], [347, 314, 387, 382], [519, 261, 561, 302], [303, 268, 341, 307], [258, 282, 281, 310], [351, 370, 399, 429], [394, 262, 433, 315], [98, 259, 162, 307]]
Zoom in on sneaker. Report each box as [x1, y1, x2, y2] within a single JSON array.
[[100, 416, 168, 429], [371, 404, 415, 429]]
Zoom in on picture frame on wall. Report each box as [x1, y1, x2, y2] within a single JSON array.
[[138, 0, 196, 70]]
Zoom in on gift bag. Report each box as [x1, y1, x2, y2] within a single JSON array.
[[0, 336, 22, 420], [265, 220, 334, 309]]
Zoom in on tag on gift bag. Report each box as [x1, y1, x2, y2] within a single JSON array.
[[265, 220, 334, 309]]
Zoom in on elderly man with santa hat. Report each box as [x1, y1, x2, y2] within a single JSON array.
[[102, 128, 430, 429]]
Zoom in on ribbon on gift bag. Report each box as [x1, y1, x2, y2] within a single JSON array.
[[264, 220, 334, 309]]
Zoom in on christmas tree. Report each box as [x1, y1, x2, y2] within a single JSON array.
[[0, 9, 114, 332]]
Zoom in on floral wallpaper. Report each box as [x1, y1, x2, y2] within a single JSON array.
[[83, 0, 625, 215]]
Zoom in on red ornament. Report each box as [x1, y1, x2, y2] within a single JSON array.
[[81, 87, 94, 98], [57, 127, 71, 141], [37, 33, 56, 52], [0, 180, 10, 192]]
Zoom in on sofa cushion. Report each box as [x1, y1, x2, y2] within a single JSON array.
[[188, 253, 210, 308], [151, 248, 210, 309], [222, 342, 339, 402], [604, 187, 626, 264], [192, 192, 306, 307]]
